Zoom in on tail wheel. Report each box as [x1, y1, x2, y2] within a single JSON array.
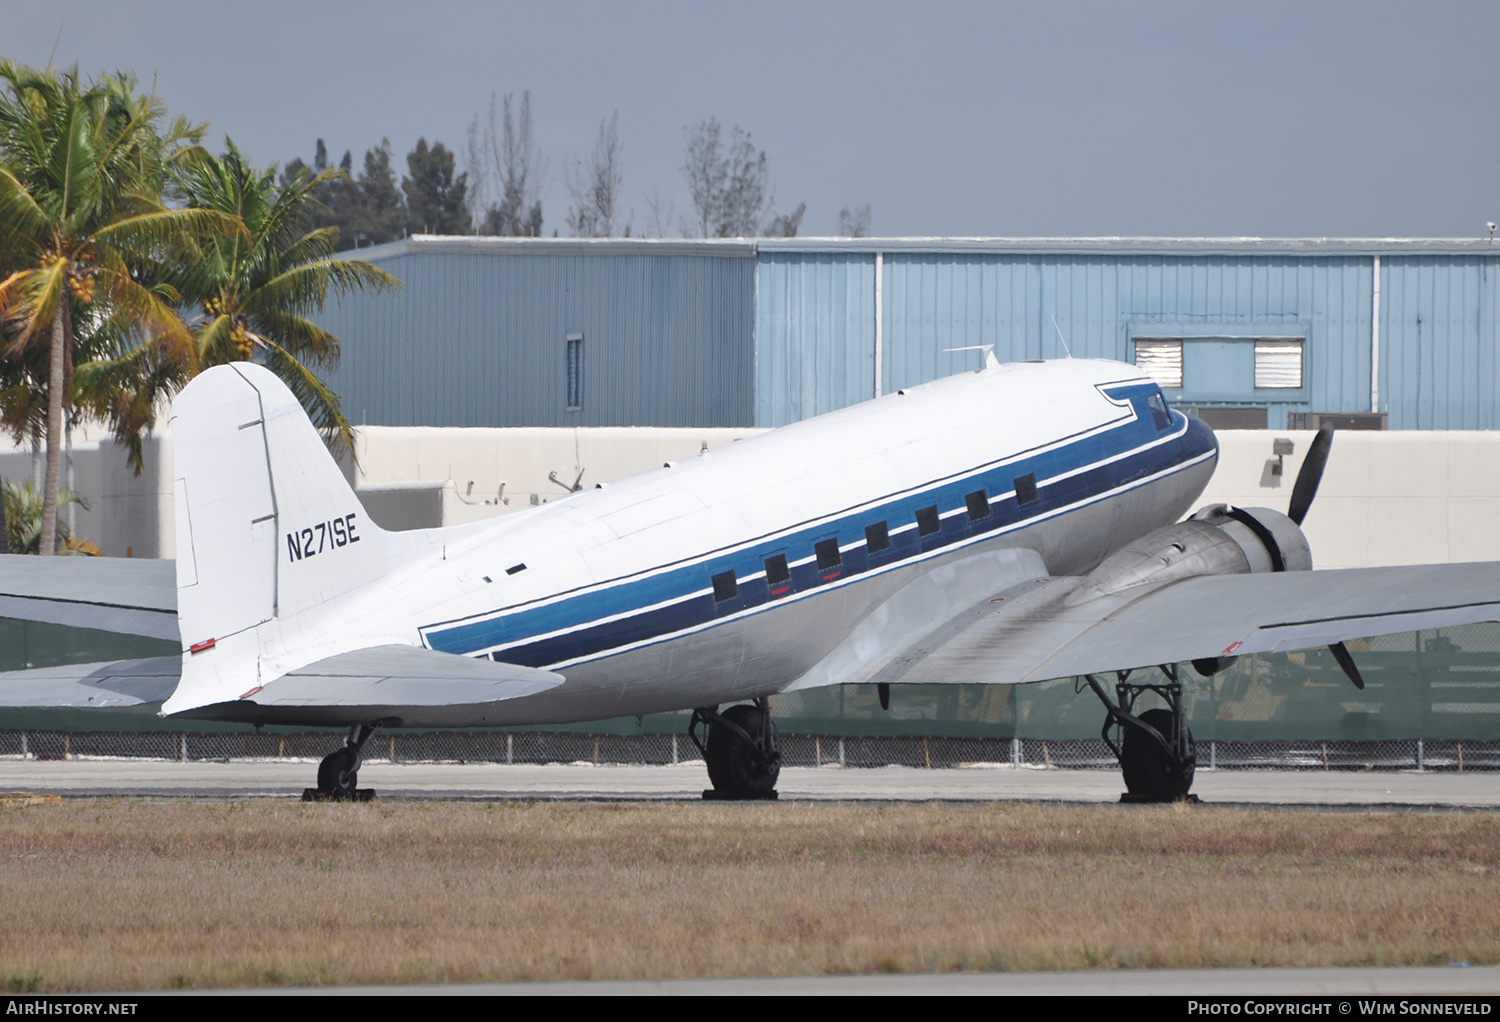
[[705, 703, 780, 799], [1121, 708, 1195, 802], [316, 747, 361, 800]]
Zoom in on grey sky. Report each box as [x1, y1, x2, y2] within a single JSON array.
[[5, 0, 1498, 238]]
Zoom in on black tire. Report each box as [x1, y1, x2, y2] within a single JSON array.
[[1121, 708, 1195, 801], [317, 747, 360, 800], [704, 704, 780, 799]]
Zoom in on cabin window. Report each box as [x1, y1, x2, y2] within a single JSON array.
[[965, 490, 990, 521], [711, 570, 739, 602], [916, 505, 940, 537], [815, 538, 842, 569], [566, 333, 583, 411], [764, 554, 790, 585], [865, 521, 890, 553], [1014, 473, 1038, 505]]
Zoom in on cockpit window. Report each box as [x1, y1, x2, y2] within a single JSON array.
[[1146, 392, 1173, 431]]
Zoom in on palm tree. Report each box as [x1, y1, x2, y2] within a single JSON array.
[[1, 476, 97, 555], [0, 62, 241, 554], [172, 140, 401, 460]]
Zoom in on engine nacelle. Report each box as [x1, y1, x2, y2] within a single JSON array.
[[1068, 503, 1311, 606]]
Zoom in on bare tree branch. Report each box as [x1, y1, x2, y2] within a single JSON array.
[[565, 112, 623, 238], [464, 90, 547, 235], [681, 117, 771, 238], [838, 203, 872, 238]]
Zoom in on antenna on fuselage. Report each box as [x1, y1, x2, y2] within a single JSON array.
[[1050, 316, 1074, 359]]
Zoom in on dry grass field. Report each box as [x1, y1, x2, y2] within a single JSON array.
[[1, 799, 1497, 991]]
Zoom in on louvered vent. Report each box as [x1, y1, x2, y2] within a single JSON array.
[[1254, 340, 1303, 389], [1133, 340, 1183, 389]]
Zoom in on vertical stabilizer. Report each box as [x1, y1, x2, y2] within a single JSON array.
[[165, 363, 389, 714]]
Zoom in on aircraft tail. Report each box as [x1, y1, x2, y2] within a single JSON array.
[[170, 363, 388, 657]]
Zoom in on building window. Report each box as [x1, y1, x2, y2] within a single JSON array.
[[712, 569, 739, 602], [865, 521, 891, 553], [1134, 339, 1183, 389], [1254, 340, 1303, 389], [915, 505, 940, 537], [566, 333, 583, 410]]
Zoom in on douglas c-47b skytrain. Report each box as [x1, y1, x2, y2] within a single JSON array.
[[4, 357, 1500, 801]]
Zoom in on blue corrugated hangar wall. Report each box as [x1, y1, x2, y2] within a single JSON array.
[[317, 238, 756, 427], [323, 237, 1500, 431], [756, 239, 1500, 430]]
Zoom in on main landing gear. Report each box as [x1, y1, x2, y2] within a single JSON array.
[[303, 722, 382, 802], [690, 698, 781, 800], [1083, 665, 1196, 803]]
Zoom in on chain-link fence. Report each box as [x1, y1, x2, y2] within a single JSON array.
[[2, 729, 1497, 771]]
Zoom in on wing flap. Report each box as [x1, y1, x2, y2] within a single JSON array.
[[781, 547, 1050, 691], [0, 554, 178, 641]]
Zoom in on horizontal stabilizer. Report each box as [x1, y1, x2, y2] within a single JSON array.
[[0, 656, 181, 708], [170, 645, 564, 728], [0, 554, 178, 641]]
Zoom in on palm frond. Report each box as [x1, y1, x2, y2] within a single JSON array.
[[92, 205, 247, 254], [251, 309, 338, 365], [256, 335, 356, 463], [247, 259, 401, 318]]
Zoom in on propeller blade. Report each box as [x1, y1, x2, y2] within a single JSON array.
[[877, 683, 891, 711], [1329, 641, 1366, 690], [1287, 423, 1335, 525]]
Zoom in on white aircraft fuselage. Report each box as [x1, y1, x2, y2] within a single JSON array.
[[161, 358, 1218, 727]]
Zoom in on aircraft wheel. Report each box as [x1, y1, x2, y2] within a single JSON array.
[[317, 747, 361, 800], [705, 703, 780, 799], [1121, 708, 1194, 802]]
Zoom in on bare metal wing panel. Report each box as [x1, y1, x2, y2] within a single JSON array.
[[0, 554, 178, 641], [1033, 562, 1500, 680], [797, 559, 1500, 689], [0, 656, 181, 708], [168, 645, 565, 727]]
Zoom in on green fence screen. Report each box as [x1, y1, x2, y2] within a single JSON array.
[[3, 617, 1498, 741]]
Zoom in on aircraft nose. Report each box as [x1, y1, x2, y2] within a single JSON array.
[[1181, 411, 1218, 460]]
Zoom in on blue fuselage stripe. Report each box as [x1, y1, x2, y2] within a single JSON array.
[[421, 384, 1213, 665]]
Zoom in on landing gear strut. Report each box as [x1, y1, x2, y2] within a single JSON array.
[[303, 722, 381, 802], [1083, 665, 1196, 802], [690, 699, 780, 800]]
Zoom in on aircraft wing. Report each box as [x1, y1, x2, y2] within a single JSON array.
[[787, 559, 1500, 689], [169, 645, 565, 728], [0, 554, 178, 641]]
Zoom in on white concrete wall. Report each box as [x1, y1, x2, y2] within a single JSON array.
[[1201, 431, 1500, 570], [349, 425, 769, 528], [7, 423, 1500, 569], [0, 427, 173, 559]]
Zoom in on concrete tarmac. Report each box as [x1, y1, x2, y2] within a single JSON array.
[[0, 758, 1495, 807], [239, 964, 1500, 995]]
